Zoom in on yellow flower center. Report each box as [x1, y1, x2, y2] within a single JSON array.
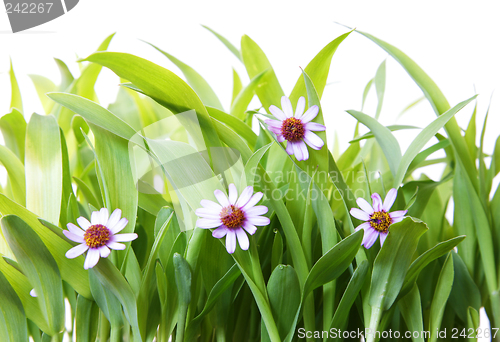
[[369, 211, 392, 233], [220, 205, 245, 229], [84, 224, 110, 248], [281, 117, 305, 142]]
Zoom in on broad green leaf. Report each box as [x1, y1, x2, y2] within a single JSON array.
[[0, 194, 91, 298], [0, 270, 28, 342], [1, 215, 64, 335], [448, 252, 481, 322], [0, 145, 25, 205], [271, 232, 283, 271], [398, 284, 424, 342], [25, 114, 62, 225], [81, 51, 222, 151], [329, 260, 369, 335], [289, 30, 352, 102], [399, 236, 464, 300], [146, 42, 224, 110], [0, 109, 26, 163], [241, 35, 284, 112], [48, 93, 137, 141], [264, 265, 300, 340], [9, 59, 22, 112], [230, 69, 268, 120], [370, 217, 428, 310], [347, 110, 402, 176], [88, 270, 123, 326], [28, 74, 56, 113], [73, 177, 102, 209], [429, 253, 454, 342], [303, 229, 363, 297], [74, 295, 99, 342], [92, 258, 142, 341], [0, 257, 49, 333], [393, 95, 476, 187], [202, 25, 242, 61], [406, 138, 450, 175], [464, 103, 477, 160]]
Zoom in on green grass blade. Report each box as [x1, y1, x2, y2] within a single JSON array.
[[374, 60, 386, 119], [202, 25, 242, 61], [25, 114, 62, 225], [241, 35, 284, 112], [1, 215, 64, 335], [0, 145, 25, 205], [8, 59, 22, 112], [429, 253, 454, 342], [398, 284, 425, 342], [146, 42, 224, 110], [289, 30, 352, 102], [0, 194, 91, 298], [370, 217, 428, 310], [0, 109, 26, 163], [230, 69, 268, 120], [0, 270, 28, 342], [347, 110, 402, 176], [394, 95, 476, 187]]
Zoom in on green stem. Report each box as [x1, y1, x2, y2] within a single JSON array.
[[99, 312, 110, 342], [110, 326, 121, 342], [176, 305, 188, 342], [366, 306, 382, 342], [490, 291, 500, 342]]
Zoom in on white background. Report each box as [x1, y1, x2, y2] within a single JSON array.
[[0, 0, 499, 337]]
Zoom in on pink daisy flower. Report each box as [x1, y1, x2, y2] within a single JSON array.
[[63, 208, 138, 269], [350, 188, 407, 249], [195, 184, 270, 254], [265, 96, 326, 161]]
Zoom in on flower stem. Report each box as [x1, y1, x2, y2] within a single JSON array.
[[490, 291, 500, 342], [366, 306, 382, 342]]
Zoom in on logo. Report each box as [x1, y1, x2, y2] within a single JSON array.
[[3, 0, 79, 33]]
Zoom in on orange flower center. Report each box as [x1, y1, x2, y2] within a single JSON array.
[[369, 211, 392, 233], [84, 224, 110, 248], [220, 205, 245, 229], [281, 117, 305, 142]]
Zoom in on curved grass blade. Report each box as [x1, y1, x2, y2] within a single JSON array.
[[241, 35, 284, 112], [347, 110, 401, 176], [329, 260, 369, 337], [146, 42, 224, 110], [9, 59, 22, 112], [398, 284, 425, 342], [429, 253, 454, 342], [289, 30, 352, 102], [393, 95, 476, 187], [230, 69, 268, 120], [202, 25, 242, 61]]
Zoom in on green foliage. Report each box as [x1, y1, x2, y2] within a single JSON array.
[[0, 28, 497, 342]]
